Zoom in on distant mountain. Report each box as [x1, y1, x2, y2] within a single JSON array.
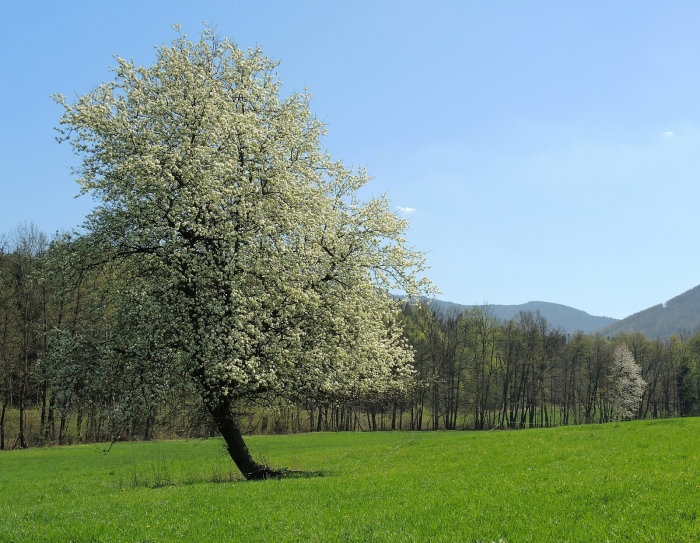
[[421, 298, 618, 335], [597, 284, 700, 339]]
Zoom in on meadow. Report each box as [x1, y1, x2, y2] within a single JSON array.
[[1, 418, 699, 542]]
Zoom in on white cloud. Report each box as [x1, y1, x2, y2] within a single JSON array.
[[662, 131, 675, 138], [395, 205, 416, 213]]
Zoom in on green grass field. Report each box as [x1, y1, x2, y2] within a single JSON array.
[[1, 418, 699, 542]]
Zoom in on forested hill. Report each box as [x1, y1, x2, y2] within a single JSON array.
[[422, 299, 618, 335], [597, 284, 700, 339]]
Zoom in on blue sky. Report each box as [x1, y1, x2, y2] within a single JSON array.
[[2, 1, 700, 319]]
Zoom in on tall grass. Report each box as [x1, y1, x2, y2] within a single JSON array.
[[1, 418, 699, 542]]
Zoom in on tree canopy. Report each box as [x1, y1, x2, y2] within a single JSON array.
[[53, 27, 432, 478]]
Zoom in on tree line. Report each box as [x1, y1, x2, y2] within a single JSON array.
[[398, 302, 695, 430], [0, 224, 213, 449], [2, 223, 699, 450]]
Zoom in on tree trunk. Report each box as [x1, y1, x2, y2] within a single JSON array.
[[46, 394, 55, 441], [40, 381, 48, 440], [18, 387, 27, 449], [144, 415, 151, 441], [207, 401, 278, 480], [58, 412, 67, 445], [0, 400, 6, 450], [76, 409, 83, 443]]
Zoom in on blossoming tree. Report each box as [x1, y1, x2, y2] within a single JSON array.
[[53, 27, 432, 479], [609, 343, 646, 421]]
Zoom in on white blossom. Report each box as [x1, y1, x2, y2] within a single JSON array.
[[54, 27, 433, 417], [609, 343, 646, 420]]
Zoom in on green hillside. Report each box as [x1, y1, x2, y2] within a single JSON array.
[[427, 298, 618, 334], [599, 284, 700, 338], [2, 419, 699, 542]]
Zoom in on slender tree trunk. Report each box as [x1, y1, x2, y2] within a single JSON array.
[[307, 408, 314, 432], [18, 387, 27, 449], [76, 409, 83, 443], [40, 381, 48, 440], [207, 400, 278, 480], [0, 399, 6, 450], [59, 412, 67, 445], [46, 394, 55, 441]]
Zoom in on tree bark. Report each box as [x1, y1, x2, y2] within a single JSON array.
[[18, 386, 27, 449], [40, 381, 48, 440], [207, 400, 279, 480], [0, 399, 6, 450]]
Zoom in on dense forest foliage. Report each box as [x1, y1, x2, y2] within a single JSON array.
[[2, 224, 700, 449]]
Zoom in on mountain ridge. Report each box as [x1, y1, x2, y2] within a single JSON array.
[[411, 281, 700, 338], [597, 284, 700, 339], [421, 298, 618, 335]]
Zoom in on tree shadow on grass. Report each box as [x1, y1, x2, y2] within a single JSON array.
[[115, 465, 332, 489], [204, 467, 332, 484], [274, 468, 331, 480]]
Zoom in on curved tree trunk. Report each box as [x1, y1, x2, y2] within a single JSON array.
[[207, 400, 279, 480]]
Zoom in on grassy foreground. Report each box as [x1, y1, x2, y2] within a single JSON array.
[[1, 419, 699, 542]]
